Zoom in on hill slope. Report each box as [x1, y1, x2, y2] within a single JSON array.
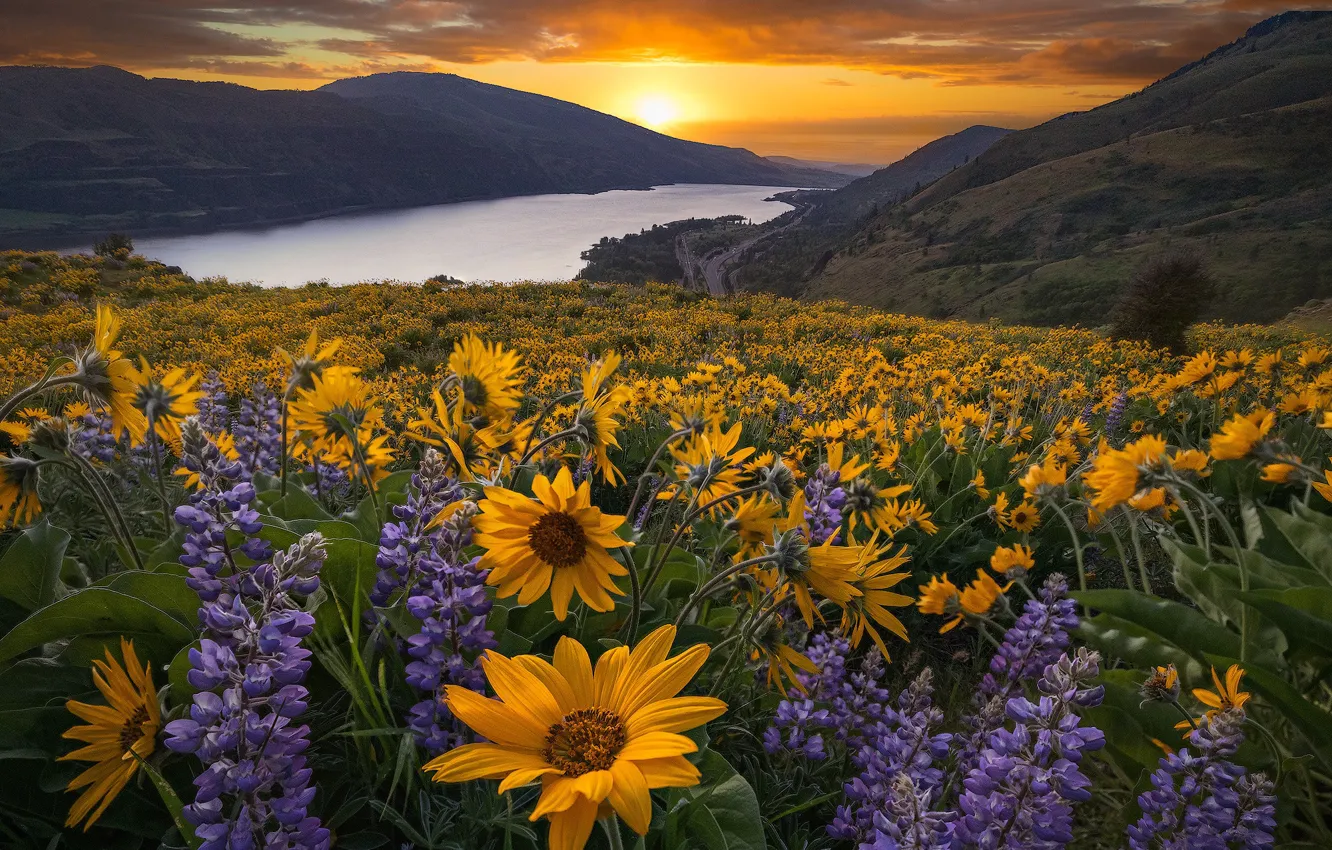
[[0, 67, 845, 246], [803, 11, 1332, 325], [729, 125, 1012, 297]]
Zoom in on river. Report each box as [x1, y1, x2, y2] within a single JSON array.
[[81, 184, 798, 286]]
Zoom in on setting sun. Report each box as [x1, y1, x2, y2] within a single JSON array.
[[634, 94, 679, 129]]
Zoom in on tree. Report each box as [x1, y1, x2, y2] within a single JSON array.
[[1109, 253, 1214, 353], [93, 233, 134, 257]]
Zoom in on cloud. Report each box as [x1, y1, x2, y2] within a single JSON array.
[[822, 78, 853, 86], [2, 0, 1324, 88]]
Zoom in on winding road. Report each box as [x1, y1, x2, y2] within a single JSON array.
[[676, 198, 815, 297]]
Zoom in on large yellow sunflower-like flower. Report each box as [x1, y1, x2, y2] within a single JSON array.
[[474, 466, 630, 620], [839, 541, 912, 659], [917, 575, 963, 633], [60, 638, 161, 830], [660, 422, 755, 511], [71, 305, 148, 445], [1209, 410, 1275, 461], [131, 359, 204, 447], [1083, 435, 1168, 514], [449, 333, 525, 421], [289, 365, 394, 483], [0, 454, 42, 528], [574, 352, 632, 485], [423, 625, 727, 850]]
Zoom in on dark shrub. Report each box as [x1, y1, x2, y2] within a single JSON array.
[[1109, 253, 1214, 353], [93, 233, 134, 257]]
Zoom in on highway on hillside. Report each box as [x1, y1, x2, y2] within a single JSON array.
[[687, 199, 815, 296]]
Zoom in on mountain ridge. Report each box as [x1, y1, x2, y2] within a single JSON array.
[[0, 66, 847, 246], [791, 10, 1332, 324]]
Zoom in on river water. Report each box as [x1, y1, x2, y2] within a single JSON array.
[[97, 184, 797, 286]]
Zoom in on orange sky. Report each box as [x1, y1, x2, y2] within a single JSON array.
[[3, 1, 1317, 162]]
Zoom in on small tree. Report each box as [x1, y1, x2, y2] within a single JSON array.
[[93, 233, 134, 257], [1109, 253, 1213, 353]]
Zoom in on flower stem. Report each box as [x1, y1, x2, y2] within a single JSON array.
[[148, 424, 173, 535]]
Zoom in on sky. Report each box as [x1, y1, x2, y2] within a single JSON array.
[[2, 1, 1321, 163]]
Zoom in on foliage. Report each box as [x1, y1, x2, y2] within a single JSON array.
[[1, 253, 1331, 848], [1109, 254, 1215, 353]]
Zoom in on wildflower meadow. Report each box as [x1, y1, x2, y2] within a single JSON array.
[[1, 249, 1330, 849]]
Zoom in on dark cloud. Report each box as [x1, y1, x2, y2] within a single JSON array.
[[2, 0, 1324, 87]]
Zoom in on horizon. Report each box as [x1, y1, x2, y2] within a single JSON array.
[[4, 2, 1326, 162]]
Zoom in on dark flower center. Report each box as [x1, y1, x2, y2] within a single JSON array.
[[528, 511, 587, 568], [119, 706, 150, 753], [461, 374, 489, 408], [542, 708, 626, 776]]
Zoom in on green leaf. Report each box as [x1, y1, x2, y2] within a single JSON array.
[[1259, 504, 1332, 582], [0, 519, 69, 611], [0, 581, 196, 666], [673, 750, 765, 850], [1236, 588, 1332, 658], [263, 484, 334, 522], [1073, 590, 1240, 660], [1076, 614, 1207, 682]]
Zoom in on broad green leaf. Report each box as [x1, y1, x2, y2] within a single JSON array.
[[1260, 504, 1332, 582], [262, 484, 334, 522], [0, 583, 195, 665], [1236, 588, 1332, 658], [1073, 590, 1239, 660], [674, 750, 765, 850], [0, 519, 69, 611], [1076, 614, 1206, 682]]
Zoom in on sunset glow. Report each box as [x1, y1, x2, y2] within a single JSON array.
[[3, 1, 1319, 161]]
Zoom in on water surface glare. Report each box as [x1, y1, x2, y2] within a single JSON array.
[[103, 184, 799, 286]]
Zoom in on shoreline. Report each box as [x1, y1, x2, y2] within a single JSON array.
[[0, 180, 811, 252]]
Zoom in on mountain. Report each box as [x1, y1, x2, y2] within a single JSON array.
[[799, 11, 1332, 325], [727, 125, 1012, 297], [765, 156, 882, 178], [800, 126, 1014, 225], [0, 67, 847, 246]]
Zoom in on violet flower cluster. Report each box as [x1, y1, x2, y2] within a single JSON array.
[[235, 383, 282, 477], [70, 408, 118, 463], [804, 463, 846, 545], [765, 574, 1105, 850], [165, 419, 329, 849], [371, 450, 495, 753], [1129, 709, 1276, 850], [197, 371, 231, 434], [955, 648, 1106, 849]]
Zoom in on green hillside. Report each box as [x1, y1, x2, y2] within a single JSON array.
[[801, 11, 1332, 325]]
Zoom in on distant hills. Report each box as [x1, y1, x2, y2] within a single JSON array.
[[0, 67, 847, 246], [765, 156, 883, 178], [789, 10, 1332, 325]]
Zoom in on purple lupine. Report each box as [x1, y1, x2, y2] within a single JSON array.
[[858, 775, 957, 850], [307, 458, 350, 501], [165, 533, 330, 850], [236, 383, 281, 477], [956, 648, 1106, 849], [400, 498, 495, 752], [197, 372, 230, 434], [763, 697, 830, 761], [369, 449, 464, 608], [173, 419, 273, 602], [834, 669, 953, 843], [1105, 392, 1129, 436], [804, 463, 846, 545], [981, 574, 1079, 702], [1128, 708, 1276, 850], [70, 408, 118, 463]]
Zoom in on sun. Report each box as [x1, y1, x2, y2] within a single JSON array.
[[634, 95, 679, 129]]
